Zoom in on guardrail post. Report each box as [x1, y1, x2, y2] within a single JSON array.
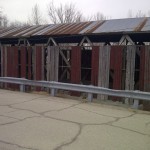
[[87, 93, 93, 102], [132, 99, 139, 109], [20, 84, 25, 92], [51, 88, 57, 96]]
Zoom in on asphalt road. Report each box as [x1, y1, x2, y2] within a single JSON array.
[[0, 89, 150, 150]]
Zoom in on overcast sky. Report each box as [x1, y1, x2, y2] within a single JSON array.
[[0, 0, 150, 23]]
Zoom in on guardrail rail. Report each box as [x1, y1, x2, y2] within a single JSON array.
[[0, 77, 150, 109]]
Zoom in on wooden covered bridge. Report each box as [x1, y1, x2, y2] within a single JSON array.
[[0, 17, 150, 104]]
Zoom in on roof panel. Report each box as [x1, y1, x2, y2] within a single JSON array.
[[142, 18, 150, 31], [0, 17, 150, 39], [21, 25, 48, 37], [80, 21, 103, 34], [93, 18, 145, 33], [32, 24, 58, 35], [13, 26, 40, 37]]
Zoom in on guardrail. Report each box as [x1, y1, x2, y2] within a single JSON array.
[[0, 77, 150, 109]]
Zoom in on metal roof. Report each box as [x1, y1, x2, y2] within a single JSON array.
[[0, 17, 150, 39], [93, 18, 146, 33]]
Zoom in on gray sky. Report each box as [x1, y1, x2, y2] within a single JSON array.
[[0, 0, 150, 23]]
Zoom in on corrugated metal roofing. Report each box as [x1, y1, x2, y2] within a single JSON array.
[[93, 18, 146, 33], [142, 18, 150, 31], [0, 17, 150, 39]]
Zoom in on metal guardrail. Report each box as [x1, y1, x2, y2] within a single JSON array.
[[0, 77, 150, 109]]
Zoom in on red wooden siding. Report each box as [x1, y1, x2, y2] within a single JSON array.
[[110, 46, 123, 101], [20, 46, 26, 78], [110, 46, 123, 90], [7, 47, 13, 88], [91, 46, 99, 86], [13, 46, 18, 78], [28, 47, 32, 80], [71, 46, 81, 96]]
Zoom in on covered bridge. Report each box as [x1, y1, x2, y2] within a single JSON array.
[[0, 17, 150, 105]]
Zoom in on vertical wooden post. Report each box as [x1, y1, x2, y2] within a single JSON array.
[[54, 46, 59, 82], [47, 46, 59, 94], [125, 45, 136, 104], [35, 46, 42, 91], [98, 46, 110, 100], [71, 46, 81, 96], [139, 46, 145, 91], [47, 46, 59, 81], [91, 46, 99, 86], [47, 46, 50, 82]]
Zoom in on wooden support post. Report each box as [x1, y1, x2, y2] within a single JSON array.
[[139, 46, 145, 91], [125, 45, 136, 104], [35, 46, 42, 91], [98, 46, 110, 100], [47, 46, 50, 82], [47, 46, 59, 81], [47, 46, 59, 94]]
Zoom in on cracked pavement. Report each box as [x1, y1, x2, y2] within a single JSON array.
[[0, 89, 150, 150]]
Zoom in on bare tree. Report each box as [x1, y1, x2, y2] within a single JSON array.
[[28, 4, 43, 25], [9, 20, 29, 27], [47, 1, 83, 24], [127, 9, 133, 18], [136, 10, 146, 18], [0, 7, 8, 27], [92, 12, 107, 21], [84, 12, 110, 22]]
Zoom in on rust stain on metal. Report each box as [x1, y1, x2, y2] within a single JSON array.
[[134, 18, 148, 31], [70, 22, 92, 34], [85, 21, 105, 33]]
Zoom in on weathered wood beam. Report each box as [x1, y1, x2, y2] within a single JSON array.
[[98, 45, 110, 100], [125, 45, 136, 104]]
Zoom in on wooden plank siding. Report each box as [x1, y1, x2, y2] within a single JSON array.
[[91, 46, 99, 86], [98, 46, 110, 100], [71, 46, 81, 96], [125, 46, 136, 104]]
